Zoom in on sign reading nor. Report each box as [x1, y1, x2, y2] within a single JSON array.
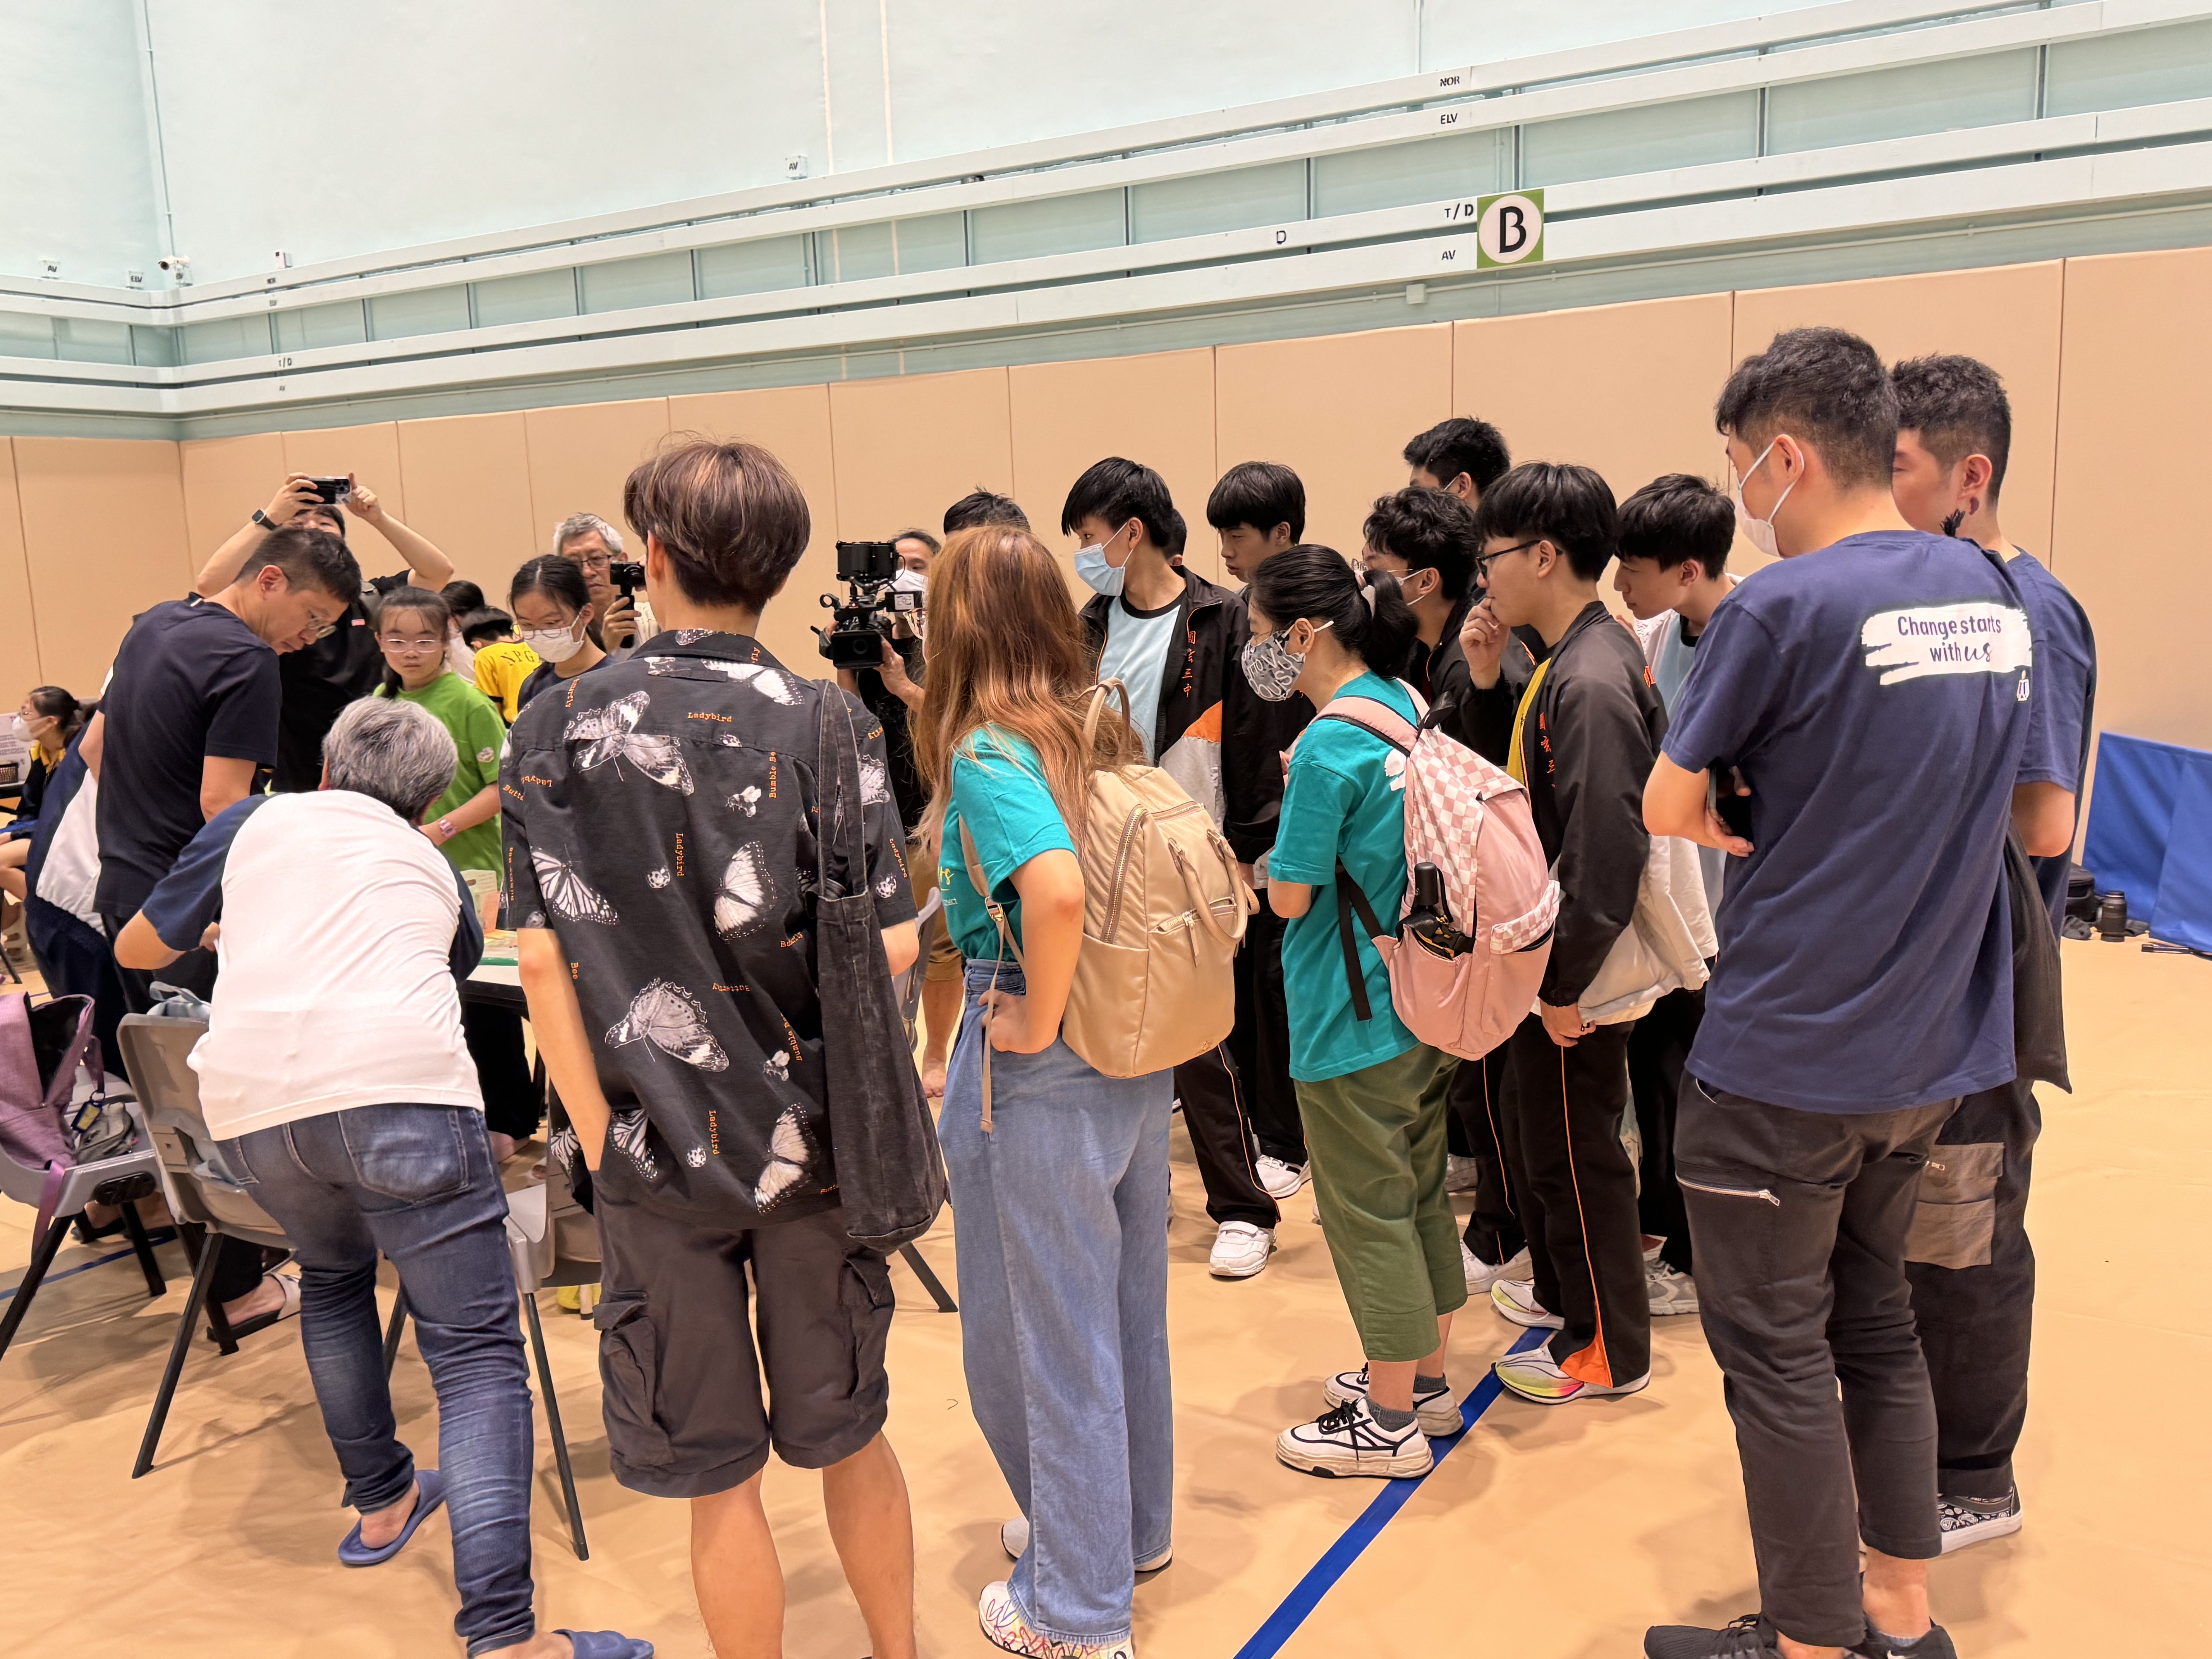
[[1475, 190, 1546, 269]]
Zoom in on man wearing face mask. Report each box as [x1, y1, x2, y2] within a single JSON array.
[[1062, 457, 1284, 1279]]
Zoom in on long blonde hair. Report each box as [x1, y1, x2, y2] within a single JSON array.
[[913, 527, 1142, 851]]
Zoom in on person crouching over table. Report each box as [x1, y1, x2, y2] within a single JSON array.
[[115, 697, 648, 1659]]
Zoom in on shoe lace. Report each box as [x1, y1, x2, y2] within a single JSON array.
[[1712, 1614, 1776, 1656], [1316, 1401, 1363, 1434]]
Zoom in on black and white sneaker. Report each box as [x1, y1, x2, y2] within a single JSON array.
[[1645, 1612, 1784, 1657], [1937, 1487, 2022, 1552], [1852, 1621, 1958, 1658], [1275, 1398, 1431, 1479], [1321, 1365, 1463, 1437]]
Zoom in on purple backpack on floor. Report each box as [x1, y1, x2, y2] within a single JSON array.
[[0, 992, 122, 1233]]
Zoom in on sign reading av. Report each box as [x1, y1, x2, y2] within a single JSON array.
[[1475, 189, 1545, 268]]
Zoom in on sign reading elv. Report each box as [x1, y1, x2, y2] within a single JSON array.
[[1475, 189, 1546, 268]]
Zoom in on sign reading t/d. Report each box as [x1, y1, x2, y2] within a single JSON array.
[[1475, 189, 1546, 268]]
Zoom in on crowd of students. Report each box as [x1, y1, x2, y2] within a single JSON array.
[[0, 323, 2094, 1659]]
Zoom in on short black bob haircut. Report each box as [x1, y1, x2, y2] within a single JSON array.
[[1062, 456, 1174, 551], [943, 488, 1029, 535], [1362, 486, 1479, 603], [1891, 354, 2013, 501], [1716, 326, 1898, 492], [1470, 462, 1619, 583], [1617, 474, 1735, 579], [1404, 417, 1511, 498], [1206, 460, 1306, 542]]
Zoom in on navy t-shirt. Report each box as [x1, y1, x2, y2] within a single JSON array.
[[2004, 551, 2096, 937], [1662, 531, 2034, 1113]]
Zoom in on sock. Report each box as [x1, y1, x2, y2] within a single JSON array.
[[1413, 1373, 1446, 1396], [1366, 1399, 1416, 1432]]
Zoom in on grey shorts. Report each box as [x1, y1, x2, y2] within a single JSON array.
[[591, 1197, 894, 1498]]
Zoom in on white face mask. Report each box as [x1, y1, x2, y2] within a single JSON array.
[[1732, 436, 1798, 560], [5, 714, 28, 745], [520, 613, 588, 664]]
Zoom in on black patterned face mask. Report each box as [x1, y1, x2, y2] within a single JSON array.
[[1242, 620, 1328, 702]]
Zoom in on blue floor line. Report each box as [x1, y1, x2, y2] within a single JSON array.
[[0, 1228, 181, 1301], [1233, 1326, 1549, 1659]]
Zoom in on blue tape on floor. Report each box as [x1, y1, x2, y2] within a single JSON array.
[[1233, 1326, 1549, 1659], [0, 1228, 180, 1301]]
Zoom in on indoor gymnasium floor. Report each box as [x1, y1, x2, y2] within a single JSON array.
[[2, 936, 2203, 1657]]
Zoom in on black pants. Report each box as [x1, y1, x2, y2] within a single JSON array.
[[1500, 1016, 1648, 1384], [1447, 1044, 1525, 1266], [1626, 984, 1703, 1274], [1230, 903, 1304, 1166], [1678, 1077, 1954, 1649], [1171, 1041, 1279, 1231], [462, 1002, 542, 1143], [1905, 1075, 2038, 1503]]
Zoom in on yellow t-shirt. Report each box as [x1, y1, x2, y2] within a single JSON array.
[[473, 640, 542, 722]]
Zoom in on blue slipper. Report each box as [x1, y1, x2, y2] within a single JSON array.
[[337, 1468, 447, 1567], [556, 1632, 654, 1659]]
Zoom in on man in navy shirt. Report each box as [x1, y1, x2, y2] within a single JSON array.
[[1892, 353, 2096, 1555], [1641, 329, 2033, 1659]]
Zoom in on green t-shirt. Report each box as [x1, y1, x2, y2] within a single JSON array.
[[1268, 672, 1419, 1082], [939, 727, 1078, 966], [378, 672, 507, 877]]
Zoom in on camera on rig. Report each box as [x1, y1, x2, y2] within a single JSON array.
[[815, 539, 923, 670]]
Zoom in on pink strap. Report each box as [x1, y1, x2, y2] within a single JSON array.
[[1320, 695, 1422, 752]]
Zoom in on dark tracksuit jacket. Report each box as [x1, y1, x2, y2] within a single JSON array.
[[1419, 604, 1551, 771]]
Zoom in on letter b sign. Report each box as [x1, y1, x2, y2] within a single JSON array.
[[1475, 190, 1546, 269]]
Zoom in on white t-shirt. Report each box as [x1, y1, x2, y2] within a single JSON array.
[[1097, 594, 1182, 761], [156, 791, 484, 1141]]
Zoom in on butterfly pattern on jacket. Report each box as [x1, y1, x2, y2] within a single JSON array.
[[754, 1104, 814, 1211], [608, 1107, 659, 1180], [565, 690, 694, 793], [714, 843, 778, 939], [645, 656, 800, 705], [605, 978, 730, 1072], [531, 847, 618, 924]]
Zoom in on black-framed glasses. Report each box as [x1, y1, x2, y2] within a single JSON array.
[[1472, 539, 1540, 582]]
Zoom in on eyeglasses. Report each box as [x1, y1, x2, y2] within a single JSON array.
[[576, 553, 614, 572], [377, 635, 444, 654], [312, 620, 342, 640], [1472, 539, 1540, 582]]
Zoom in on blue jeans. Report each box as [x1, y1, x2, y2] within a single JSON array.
[[222, 1104, 537, 1657], [941, 962, 1175, 1646]]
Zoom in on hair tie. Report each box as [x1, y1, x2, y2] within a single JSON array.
[[1361, 584, 1379, 613]]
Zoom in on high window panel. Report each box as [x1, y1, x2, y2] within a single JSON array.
[[815, 221, 898, 283], [697, 234, 811, 299], [967, 189, 1126, 266], [2045, 20, 2212, 117], [1521, 91, 1760, 187], [888, 213, 968, 275], [472, 268, 579, 328], [53, 318, 133, 364], [180, 314, 273, 363], [581, 251, 696, 313], [1765, 49, 2039, 155], [368, 286, 471, 341], [1130, 160, 1309, 243], [274, 300, 368, 354], [1311, 130, 1512, 218], [130, 325, 177, 367], [0, 311, 55, 360]]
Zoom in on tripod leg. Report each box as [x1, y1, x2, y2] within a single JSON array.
[[119, 1201, 168, 1299], [135, 1228, 223, 1477], [0, 1211, 77, 1364], [382, 1286, 408, 1382], [897, 1243, 958, 1313], [522, 1291, 589, 1559]]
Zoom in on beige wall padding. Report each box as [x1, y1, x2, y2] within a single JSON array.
[[9, 251, 2205, 771]]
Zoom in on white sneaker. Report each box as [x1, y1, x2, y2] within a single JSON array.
[[1938, 1489, 2023, 1553], [1492, 1345, 1650, 1406], [1001, 1516, 1171, 1572], [1461, 1242, 1530, 1297], [1322, 1364, 1462, 1437], [1276, 1397, 1432, 1479], [1445, 1154, 1481, 1194], [1254, 1155, 1308, 1200], [1489, 1276, 1565, 1330], [1208, 1221, 1276, 1278], [979, 1579, 1136, 1657], [1647, 1258, 1700, 1316]]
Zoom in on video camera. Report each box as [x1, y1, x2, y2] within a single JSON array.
[[816, 539, 922, 670]]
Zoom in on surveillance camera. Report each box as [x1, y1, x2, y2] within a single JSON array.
[[157, 254, 191, 272]]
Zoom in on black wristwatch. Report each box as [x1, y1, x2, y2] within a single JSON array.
[[251, 508, 279, 531]]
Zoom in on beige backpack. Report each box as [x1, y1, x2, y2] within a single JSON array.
[[960, 683, 1252, 1127]]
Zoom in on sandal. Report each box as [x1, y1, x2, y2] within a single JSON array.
[[338, 1469, 447, 1567], [205, 1269, 302, 1344], [556, 1632, 655, 1659]]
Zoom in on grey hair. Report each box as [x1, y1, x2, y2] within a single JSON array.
[[324, 697, 460, 822], [550, 511, 623, 558]]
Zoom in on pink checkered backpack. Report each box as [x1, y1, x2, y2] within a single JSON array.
[[1315, 689, 1559, 1062]]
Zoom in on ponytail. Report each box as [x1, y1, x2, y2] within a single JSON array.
[[1248, 544, 1418, 677]]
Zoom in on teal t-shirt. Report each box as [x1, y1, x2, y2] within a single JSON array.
[[939, 727, 1079, 965], [1268, 672, 1419, 1082]]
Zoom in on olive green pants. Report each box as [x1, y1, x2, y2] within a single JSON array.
[[1295, 1043, 1468, 1362]]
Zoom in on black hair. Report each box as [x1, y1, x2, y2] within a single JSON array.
[[1617, 473, 1735, 579], [1248, 545, 1417, 679], [1206, 461, 1306, 542], [1061, 457, 1174, 551], [440, 579, 486, 615], [508, 553, 593, 617], [943, 489, 1030, 534], [460, 607, 514, 647], [296, 500, 348, 544], [25, 685, 84, 743], [1403, 417, 1511, 498], [1716, 326, 1898, 491], [372, 586, 455, 700], [1164, 508, 1187, 564], [245, 525, 362, 603], [1891, 353, 2013, 501], [1362, 487, 1479, 603], [893, 526, 943, 556], [1471, 462, 1619, 582]]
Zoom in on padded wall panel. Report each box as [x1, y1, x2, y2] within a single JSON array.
[[666, 385, 841, 674], [1010, 349, 1220, 584], [523, 397, 672, 560], [14, 437, 190, 693], [284, 422, 412, 578], [393, 413, 537, 599], [828, 368, 1014, 551], [179, 433, 285, 585], [0, 442, 43, 685], [1216, 323, 1451, 558]]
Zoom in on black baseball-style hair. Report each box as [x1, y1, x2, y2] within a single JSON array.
[[1061, 457, 1175, 551], [247, 525, 362, 602], [1362, 486, 1480, 603], [1617, 474, 1736, 579], [1716, 326, 1899, 492], [1249, 545, 1418, 678], [1471, 462, 1620, 583], [440, 579, 486, 615], [1403, 417, 1512, 498], [893, 526, 943, 556], [1891, 354, 2014, 501], [943, 488, 1030, 534], [1206, 461, 1307, 542]]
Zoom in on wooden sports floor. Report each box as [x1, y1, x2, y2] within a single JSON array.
[[2, 938, 2202, 1656]]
